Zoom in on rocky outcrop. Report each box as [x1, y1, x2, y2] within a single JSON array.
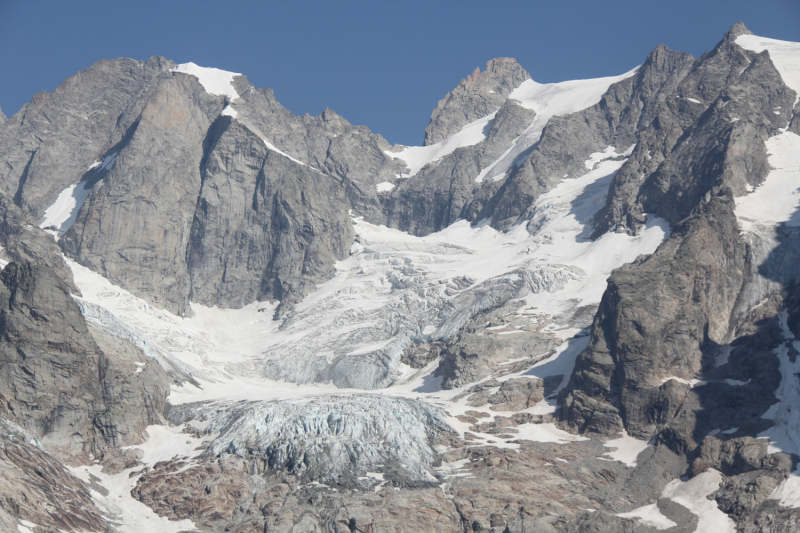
[[560, 22, 799, 462], [0, 57, 404, 317], [130, 432, 694, 533], [0, 105, 5, 125], [0, 262, 169, 462], [0, 433, 109, 532], [438, 301, 561, 389], [424, 58, 531, 146], [0, 192, 78, 292], [563, 188, 749, 438], [594, 23, 795, 236]]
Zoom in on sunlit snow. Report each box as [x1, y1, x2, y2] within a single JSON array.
[[736, 34, 800, 103], [384, 111, 497, 178], [474, 67, 639, 183], [735, 131, 800, 229], [170, 62, 241, 101]]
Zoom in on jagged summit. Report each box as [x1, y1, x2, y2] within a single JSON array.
[[726, 20, 753, 40], [423, 57, 531, 146]]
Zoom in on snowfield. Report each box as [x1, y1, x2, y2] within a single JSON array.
[[384, 66, 639, 182]]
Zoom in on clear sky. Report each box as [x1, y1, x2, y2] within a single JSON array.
[[1, 0, 798, 146]]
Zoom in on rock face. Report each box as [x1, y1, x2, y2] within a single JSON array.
[[383, 100, 537, 235], [438, 301, 561, 390], [0, 57, 406, 317], [424, 58, 531, 146], [187, 131, 356, 314], [0, 262, 169, 462], [0, 57, 173, 219], [0, 192, 78, 292], [563, 188, 751, 437], [0, 428, 110, 532]]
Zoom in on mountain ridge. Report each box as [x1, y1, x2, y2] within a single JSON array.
[[0, 21, 798, 532]]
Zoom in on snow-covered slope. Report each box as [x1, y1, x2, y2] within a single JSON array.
[[68, 147, 668, 399], [736, 34, 800, 100], [384, 67, 639, 182], [476, 67, 639, 183]]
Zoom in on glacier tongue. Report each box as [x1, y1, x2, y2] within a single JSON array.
[[180, 394, 454, 485]]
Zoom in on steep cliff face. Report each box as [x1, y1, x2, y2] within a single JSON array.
[[563, 188, 750, 437], [0, 262, 168, 463], [187, 124, 356, 314], [0, 57, 173, 219]]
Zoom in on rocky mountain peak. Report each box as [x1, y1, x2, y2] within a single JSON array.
[[423, 57, 530, 146], [725, 21, 753, 41], [0, 105, 5, 124]]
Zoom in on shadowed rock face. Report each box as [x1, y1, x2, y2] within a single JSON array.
[[563, 188, 749, 437], [0, 192, 78, 293], [0, 262, 169, 462]]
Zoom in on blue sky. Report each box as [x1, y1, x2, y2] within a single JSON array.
[[1, 0, 798, 146]]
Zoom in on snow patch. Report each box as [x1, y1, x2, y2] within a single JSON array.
[[262, 138, 316, 170], [221, 104, 237, 118], [617, 503, 677, 530], [661, 469, 735, 533], [735, 131, 800, 229], [39, 181, 93, 239], [603, 430, 651, 467], [67, 424, 210, 533], [385, 111, 496, 178], [171, 62, 240, 101], [376, 181, 395, 192]]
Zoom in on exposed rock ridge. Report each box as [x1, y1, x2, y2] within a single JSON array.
[[423, 57, 531, 146], [489, 43, 696, 230], [593, 21, 791, 236]]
